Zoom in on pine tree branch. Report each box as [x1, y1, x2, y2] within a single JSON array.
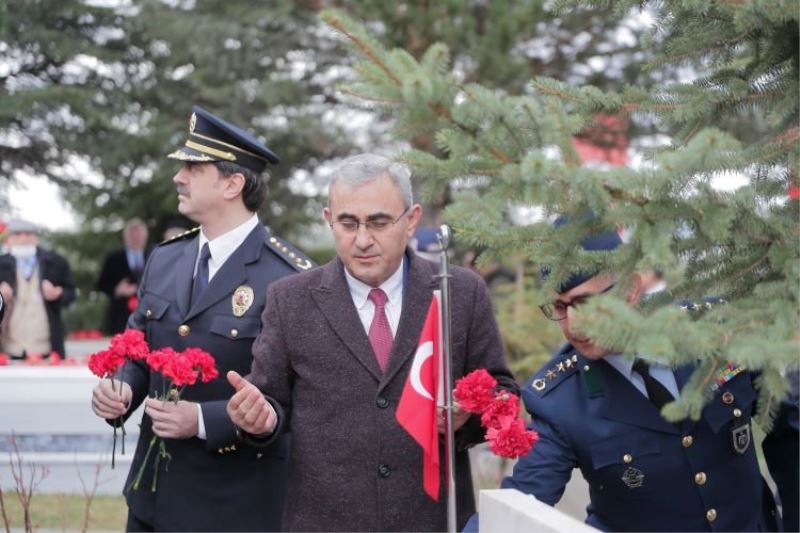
[[338, 88, 402, 104], [325, 16, 403, 87]]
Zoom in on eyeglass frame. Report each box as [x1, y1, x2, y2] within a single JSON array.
[[539, 282, 617, 321], [328, 206, 411, 235]]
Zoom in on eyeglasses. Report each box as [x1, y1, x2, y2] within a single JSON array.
[[330, 206, 410, 235], [539, 283, 616, 321]]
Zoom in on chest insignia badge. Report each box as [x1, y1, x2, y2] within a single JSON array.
[[731, 422, 751, 454], [232, 285, 254, 317], [621, 466, 645, 488]]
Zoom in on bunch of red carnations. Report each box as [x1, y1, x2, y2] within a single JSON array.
[[454, 369, 538, 458], [88, 329, 150, 467], [130, 346, 218, 492]]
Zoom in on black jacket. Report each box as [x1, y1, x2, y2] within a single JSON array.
[[96, 247, 151, 334]]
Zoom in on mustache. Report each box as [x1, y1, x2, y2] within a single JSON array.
[[176, 186, 190, 197]]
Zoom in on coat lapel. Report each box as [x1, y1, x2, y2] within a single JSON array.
[[184, 225, 265, 321], [381, 252, 438, 389], [597, 359, 681, 435], [174, 237, 197, 319], [310, 258, 384, 382]]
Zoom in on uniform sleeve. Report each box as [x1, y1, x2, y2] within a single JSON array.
[[54, 253, 76, 308], [199, 400, 239, 451], [457, 273, 518, 448], [500, 389, 577, 506], [762, 371, 799, 532], [239, 282, 292, 448]]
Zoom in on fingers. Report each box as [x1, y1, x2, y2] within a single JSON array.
[[227, 370, 248, 391], [91, 380, 128, 419]]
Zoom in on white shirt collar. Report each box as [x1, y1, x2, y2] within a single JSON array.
[[197, 214, 259, 278], [605, 354, 670, 378], [344, 258, 404, 310]]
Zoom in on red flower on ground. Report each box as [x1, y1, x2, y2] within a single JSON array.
[[0, 353, 8, 366], [480, 392, 521, 429], [454, 368, 497, 413], [486, 416, 539, 459]]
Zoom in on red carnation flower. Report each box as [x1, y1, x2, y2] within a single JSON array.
[[109, 329, 150, 361], [88, 349, 125, 378], [486, 416, 539, 459], [127, 296, 139, 312], [183, 348, 218, 383], [161, 353, 198, 387], [146, 347, 178, 373], [480, 391, 521, 429], [0, 353, 8, 366], [454, 368, 497, 413]]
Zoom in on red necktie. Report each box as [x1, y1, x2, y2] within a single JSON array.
[[368, 288, 393, 371]]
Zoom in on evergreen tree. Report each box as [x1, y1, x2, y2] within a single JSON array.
[[321, 1, 799, 426]]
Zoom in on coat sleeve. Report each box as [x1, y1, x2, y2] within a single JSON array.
[[200, 400, 239, 451], [239, 282, 292, 448], [96, 252, 118, 296], [49, 252, 76, 308], [500, 388, 577, 507]]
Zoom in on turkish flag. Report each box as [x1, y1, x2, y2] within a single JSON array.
[[396, 291, 442, 501]]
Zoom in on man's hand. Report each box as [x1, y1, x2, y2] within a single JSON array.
[[114, 279, 138, 298], [437, 402, 471, 434], [91, 379, 133, 420], [145, 399, 199, 439], [41, 279, 63, 301], [226, 370, 277, 436], [0, 282, 13, 304]]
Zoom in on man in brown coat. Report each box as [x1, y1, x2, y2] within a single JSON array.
[[227, 153, 517, 532]]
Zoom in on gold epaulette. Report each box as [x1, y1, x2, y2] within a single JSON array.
[[160, 226, 200, 245], [266, 233, 315, 272]]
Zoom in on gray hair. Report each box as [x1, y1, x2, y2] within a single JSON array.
[[328, 154, 413, 208]]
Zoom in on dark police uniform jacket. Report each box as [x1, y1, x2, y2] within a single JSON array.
[[502, 343, 799, 532], [117, 224, 312, 531]]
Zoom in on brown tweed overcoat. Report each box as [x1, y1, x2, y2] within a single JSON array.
[[246, 250, 517, 532]]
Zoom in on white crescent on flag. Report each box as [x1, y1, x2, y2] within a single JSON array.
[[410, 340, 434, 401]]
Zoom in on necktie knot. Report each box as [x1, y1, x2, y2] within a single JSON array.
[[368, 288, 388, 308], [633, 357, 675, 410], [632, 358, 651, 376]]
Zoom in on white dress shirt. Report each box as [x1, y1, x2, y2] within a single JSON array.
[[605, 354, 680, 400], [344, 259, 404, 338], [195, 214, 260, 439], [195, 214, 259, 281]]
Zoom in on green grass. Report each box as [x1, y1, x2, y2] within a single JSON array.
[[0, 492, 126, 531]]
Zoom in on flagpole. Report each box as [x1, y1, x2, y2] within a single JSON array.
[[437, 224, 457, 533]]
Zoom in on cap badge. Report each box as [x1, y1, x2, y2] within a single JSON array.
[[189, 112, 197, 134], [232, 285, 254, 317]]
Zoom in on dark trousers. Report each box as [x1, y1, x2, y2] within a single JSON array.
[[126, 510, 154, 532]]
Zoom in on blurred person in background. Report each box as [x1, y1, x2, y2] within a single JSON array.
[[0, 219, 75, 359], [96, 218, 151, 335]]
